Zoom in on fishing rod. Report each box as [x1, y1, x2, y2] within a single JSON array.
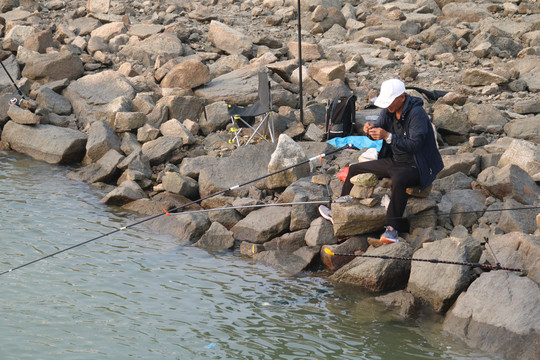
[[0, 58, 26, 104], [323, 248, 526, 273], [316, 204, 540, 227], [0, 144, 352, 276], [166, 199, 352, 216]]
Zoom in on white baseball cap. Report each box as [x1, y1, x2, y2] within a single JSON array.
[[373, 79, 406, 108]]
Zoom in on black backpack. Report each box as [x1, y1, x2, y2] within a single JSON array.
[[324, 94, 357, 140]]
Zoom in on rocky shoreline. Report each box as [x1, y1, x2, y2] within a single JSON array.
[[0, 1, 539, 359]]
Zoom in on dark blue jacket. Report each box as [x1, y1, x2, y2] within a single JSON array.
[[375, 95, 444, 190]]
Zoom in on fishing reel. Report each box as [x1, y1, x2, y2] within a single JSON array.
[[9, 97, 21, 106]]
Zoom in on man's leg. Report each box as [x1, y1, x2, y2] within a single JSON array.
[[386, 164, 420, 232], [341, 158, 393, 196]]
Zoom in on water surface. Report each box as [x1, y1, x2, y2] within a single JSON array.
[[0, 151, 501, 359]]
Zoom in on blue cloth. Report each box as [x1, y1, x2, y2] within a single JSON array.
[[327, 136, 383, 151]]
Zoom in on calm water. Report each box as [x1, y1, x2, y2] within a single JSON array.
[[0, 151, 501, 360]]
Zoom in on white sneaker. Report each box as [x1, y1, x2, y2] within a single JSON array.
[[318, 205, 334, 224]]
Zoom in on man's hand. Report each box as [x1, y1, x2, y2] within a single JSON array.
[[368, 127, 389, 141], [363, 121, 374, 134]]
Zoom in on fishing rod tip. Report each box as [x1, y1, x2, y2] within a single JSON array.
[[324, 248, 335, 256]]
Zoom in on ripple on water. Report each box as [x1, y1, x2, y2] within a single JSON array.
[[0, 152, 500, 360]]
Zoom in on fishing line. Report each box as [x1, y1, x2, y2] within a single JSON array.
[[323, 248, 526, 273], [0, 144, 352, 276]]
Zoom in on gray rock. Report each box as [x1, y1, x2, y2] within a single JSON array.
[[21, 51, 83, 83], [2, 121, 86, 164], [36, 87, 72, 115], [0, 56, 20, 88], [438, 153, 480, 178], [114, 112, 147, 132], [199, 101, 230, 136], [498, 198, 538, 234], [162, 172, 199, 200], [193, 222, 235, 251], [477, 164, 539, 205], [85, 120, 121, 162], [278, 176, 330, 231], [197, 143, 275, 198], [375, 290, 421, 318], [120, 32, 184, 63], [443, 272, 540, 360], [7, 104, 41, 125], [305, 217, 337, 246], [68, 149, 124, 184], [100, 179, 146, 205], [407, 237, 481, 313], [157, 95, 205, 124], [136, 124, 160, 143], [503, 115, 540, 143], [159, 119, 195, 145], [141, 136, 183, 165], [330, 242, 414, 292], [208, 207, 243, 230], [208, 20, 253, 57], [463, 103, 508, 128], [161, 59, 211, 90], [432, 172, 473, 194], [439, 189, 486, 228], [433, 104, 471, 136], [63, 70, 136, 127], [146, 212, 210, 244], [497, 138, 540, 178], [266, 134, 311, 189], [254, 246, 320, 275], [264, 230, 307, 252], [332, 201, 386, 237], [486, 232, 540, 285], [231, 206, 291, 244], [194, 65, 263, 106]]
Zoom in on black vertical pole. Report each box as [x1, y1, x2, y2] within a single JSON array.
[[297, 0, 304, 124]]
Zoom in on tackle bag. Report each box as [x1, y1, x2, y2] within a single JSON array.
[[325, 94, 357, 140]]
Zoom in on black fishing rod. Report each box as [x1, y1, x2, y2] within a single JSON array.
[[323, 248, 526, 273], [0, 59, 26, 103], [0, 144, 352, 276]]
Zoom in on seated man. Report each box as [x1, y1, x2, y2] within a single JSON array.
[[319, 79, 444, 243]]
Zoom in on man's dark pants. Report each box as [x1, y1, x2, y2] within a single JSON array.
[[341, 158, 420, 232]]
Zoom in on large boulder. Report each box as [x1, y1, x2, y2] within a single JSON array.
[[231, 206, 291, 244], [407, 237, 482, 313], [193, 222, 235, 251], [119, 32, 184, 62], [63, 70, 136, 127], [497, 139, 540, 178], [266, 134, 311, 189], [503, 115, 540, 143], [141, 136, 183, 165], [21, 51, 84, 83], [486, 232, 540, 285], [197, 143, 276, 198], [254, 246, 320, 275], [443, 272, 540, 360], [331, 201, 386, 237], [146, 212, 211, 244], [85, 120, 121, 162], [330, 242, 414, 292], [1, 121, 86, 164], [160, 59, 211, 89], [279, 177, 330, 232], [208, 20, 253, 57], [476, 164, 539, 205]]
